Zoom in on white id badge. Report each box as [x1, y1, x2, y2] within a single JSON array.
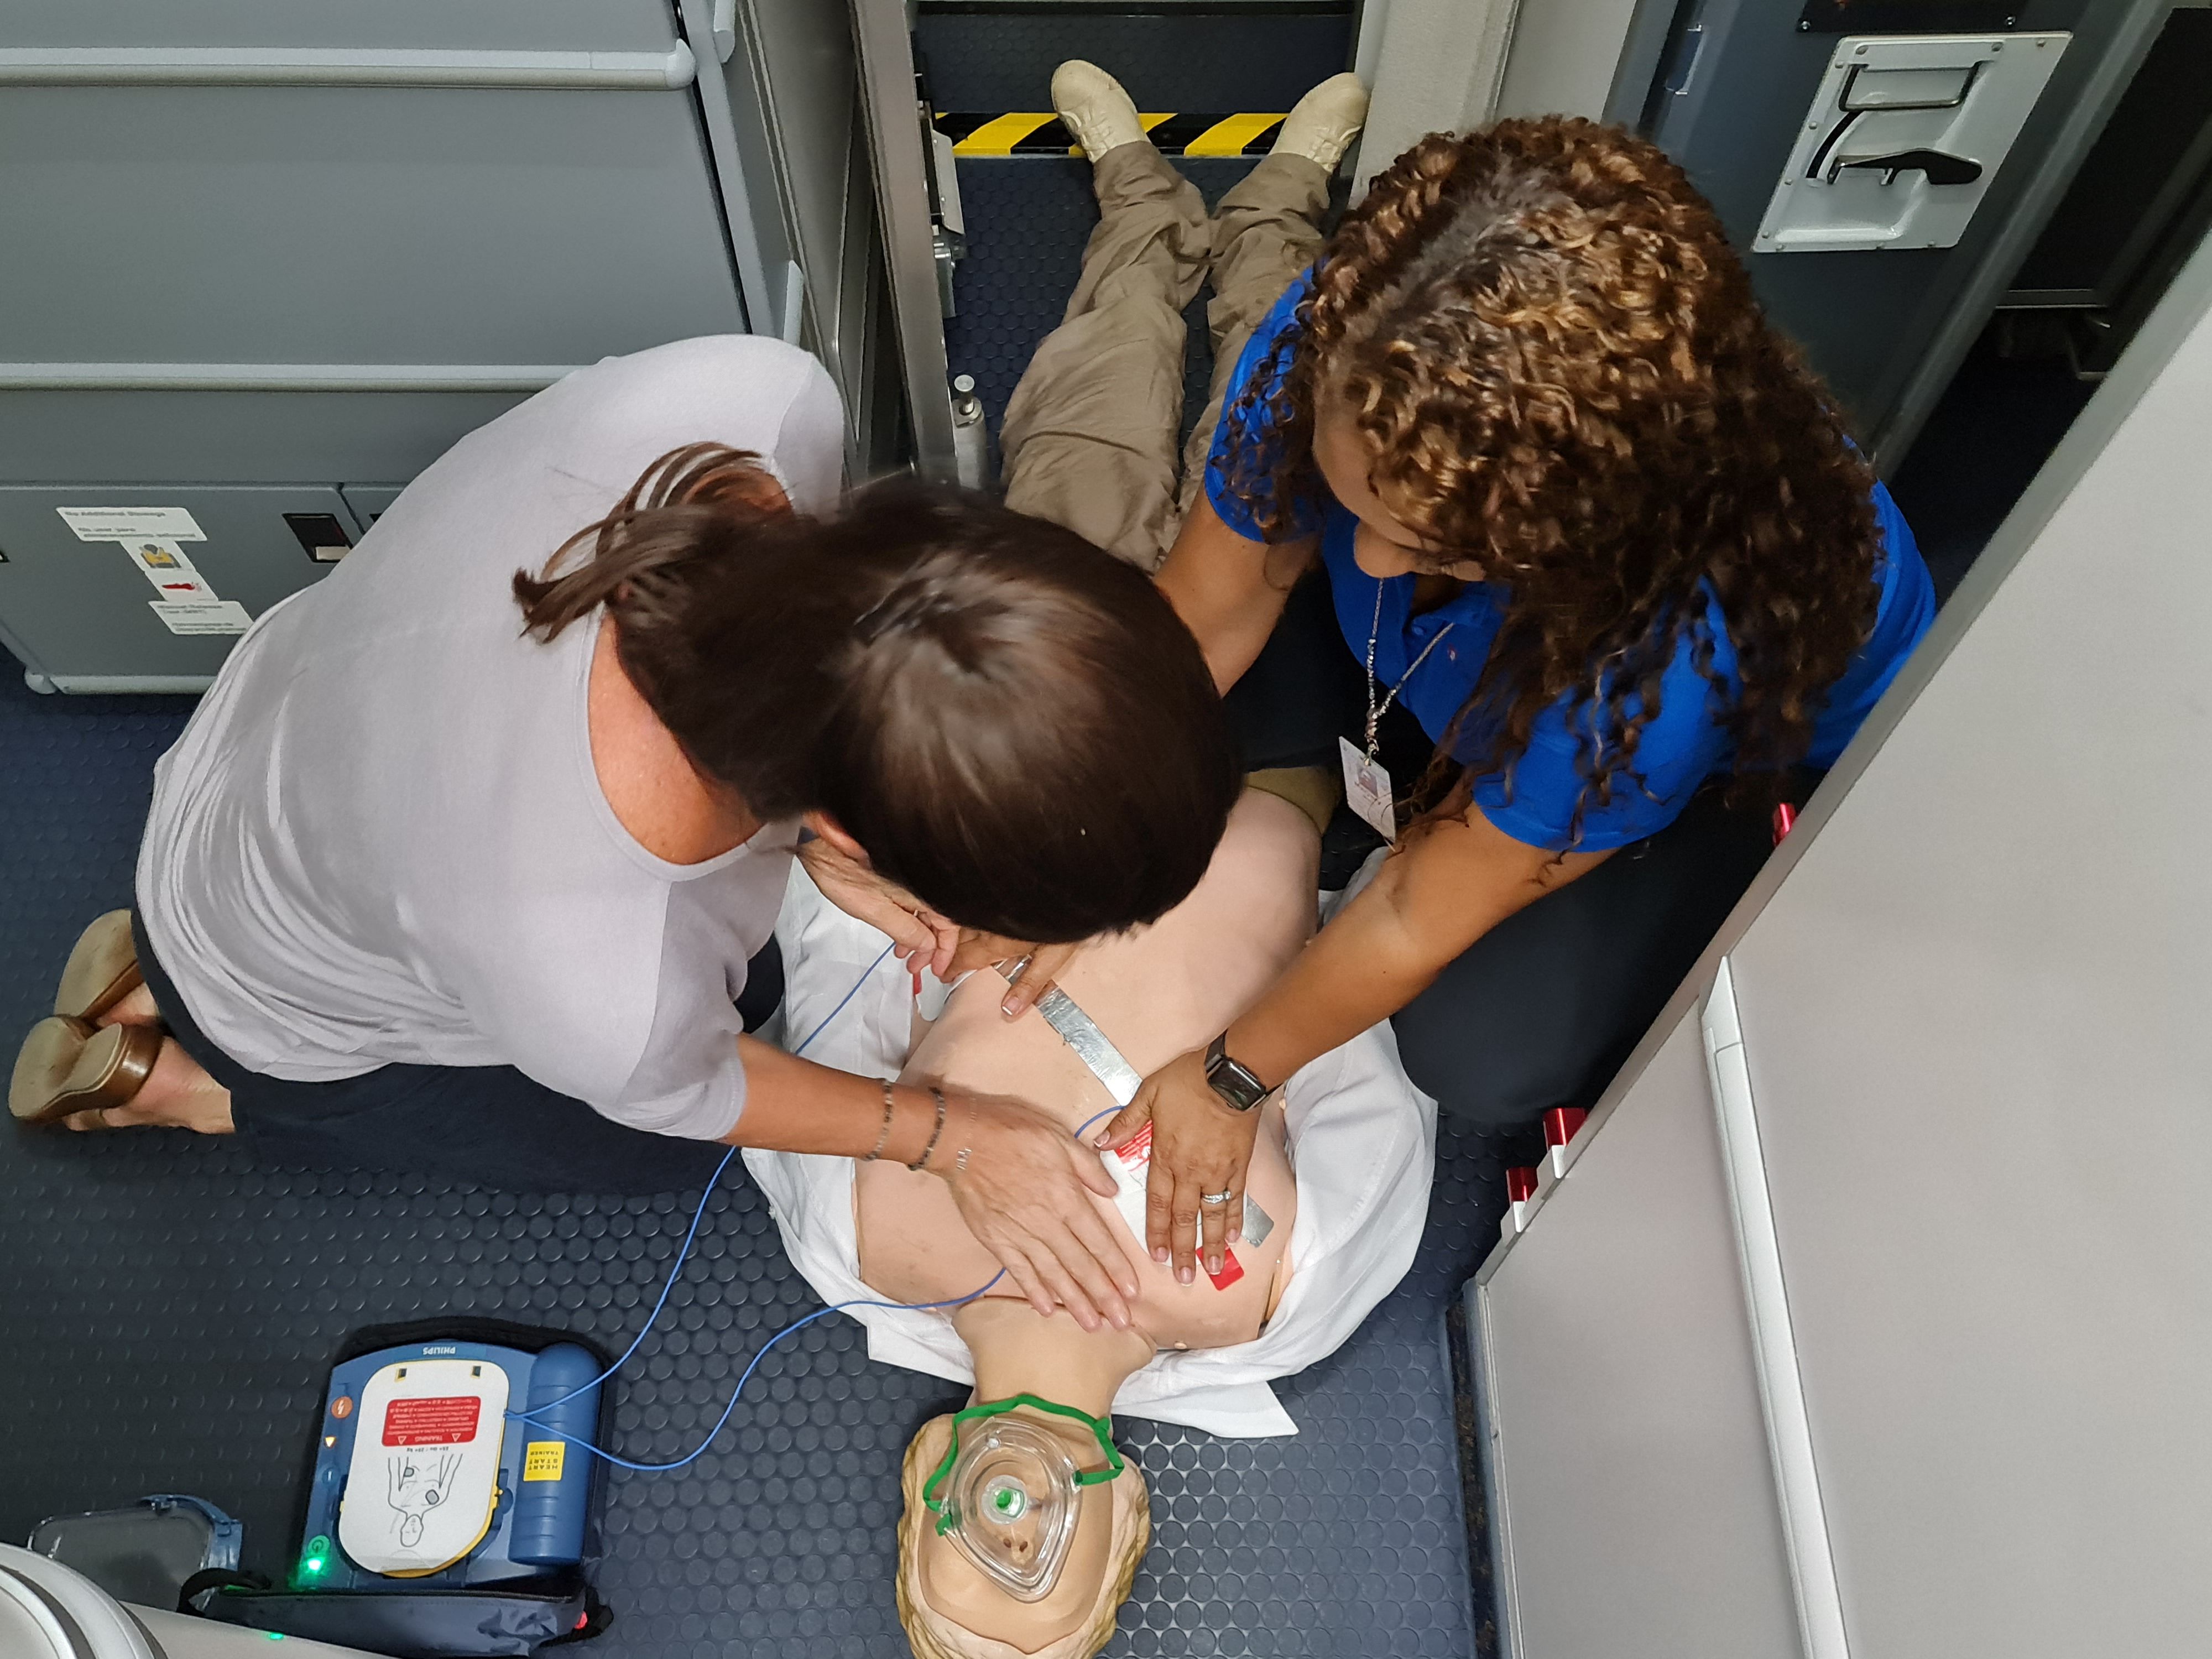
[[1339, 736, 1398, 844]]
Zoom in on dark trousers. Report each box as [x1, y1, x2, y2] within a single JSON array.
[[1389, 780, 1788, 1128], [134, 914, 744, 1194], [1224, 568, 1366, 774], [1222, 577, 1795, 1131]]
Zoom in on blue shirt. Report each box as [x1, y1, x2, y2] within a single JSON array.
[[1205, 276, 1937, 851]]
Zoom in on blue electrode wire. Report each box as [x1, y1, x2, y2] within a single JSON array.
[[510, 943, 1121, 1474], [508, 940, 898, 1423], [790, 940, 902, 1058]]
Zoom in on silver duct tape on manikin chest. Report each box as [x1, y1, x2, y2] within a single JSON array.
[[1031, 986, 1273, 1248]]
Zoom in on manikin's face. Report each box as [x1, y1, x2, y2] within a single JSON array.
[[909, 1413, 1123, 1647], [902, 1407, 1149, 1659], [1311, 394, 1486, 584]]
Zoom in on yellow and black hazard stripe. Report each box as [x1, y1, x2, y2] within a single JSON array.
[[937, 112, 1288, 158]]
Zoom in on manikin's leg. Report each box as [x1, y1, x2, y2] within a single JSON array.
[[1175, 73, 1366, 517], [1181, 75, 1368, 833], [998, 65, 1208, 571]]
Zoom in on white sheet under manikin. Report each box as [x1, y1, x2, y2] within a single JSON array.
[[744, 862, 1437, 1439]]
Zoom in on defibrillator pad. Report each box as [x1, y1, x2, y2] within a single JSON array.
[[1105, 1120, 1274, 1291], [341, 1357, 510, 1575]]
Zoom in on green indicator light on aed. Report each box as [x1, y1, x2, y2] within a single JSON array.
[[300, 1535, 332, 1579]]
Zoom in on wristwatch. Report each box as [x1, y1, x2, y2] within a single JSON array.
[[1203, 1033, 1270, 1113]]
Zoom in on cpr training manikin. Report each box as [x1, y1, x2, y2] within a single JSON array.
[[750, 790, 1437, 1656]]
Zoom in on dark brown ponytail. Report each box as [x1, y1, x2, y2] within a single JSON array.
[[513, 442, 793, 640], [514, 446, 1238, 942]]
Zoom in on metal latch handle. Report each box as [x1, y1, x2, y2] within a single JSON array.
[[1832, 148, 1984, 188]]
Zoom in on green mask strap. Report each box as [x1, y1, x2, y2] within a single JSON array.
[[922, 1394, 1124, 1536]]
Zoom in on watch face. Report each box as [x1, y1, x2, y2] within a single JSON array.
[[1206, 1056, 1265, 1112]]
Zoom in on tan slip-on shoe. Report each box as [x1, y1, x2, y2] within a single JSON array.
[[1051, 60, 1147, 161], [10, 1016, 161, 1126], [54, 909, 143, 1022], [1272, 71, 1369, 174]]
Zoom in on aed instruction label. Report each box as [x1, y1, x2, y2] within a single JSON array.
[[382, 1394, 482, 1447], [1105, 1124, 1246, 1290]]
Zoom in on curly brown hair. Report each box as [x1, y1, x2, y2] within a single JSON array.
[[1220, 117, 1882, 834]]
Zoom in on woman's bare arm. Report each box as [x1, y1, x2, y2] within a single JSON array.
[[1103, 807, 1616, 1279], [1222, 811, 1614, 1089], [730, 1036, 1135, 1329], [1154, 495, 1318, 692]]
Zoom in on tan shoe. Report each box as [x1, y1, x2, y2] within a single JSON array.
[[10, 1016, 161, 1126], [1272, 71, 1369, 174], [1051, 60, 1146, 161], [54, 909, 142, 1022]]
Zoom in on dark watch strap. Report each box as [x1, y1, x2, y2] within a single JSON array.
[[1204, 1032, 1270, 1112]]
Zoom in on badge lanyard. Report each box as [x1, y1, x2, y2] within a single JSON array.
[[1339, 582, 1454, 845]]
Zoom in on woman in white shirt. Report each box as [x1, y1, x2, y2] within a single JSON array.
[[8, 336, 1237, 1334]]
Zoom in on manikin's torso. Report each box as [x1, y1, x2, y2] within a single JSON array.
[[855, 790, 1319, 1348]]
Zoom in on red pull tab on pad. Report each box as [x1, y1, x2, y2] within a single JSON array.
[[1542, 1107, 1588, 1148], [1772, 803, 1797, 844], [1505, 1166, 1538, 1203], [1204, 1251, 1245, 1291]]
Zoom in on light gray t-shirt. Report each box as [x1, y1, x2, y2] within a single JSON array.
[[138, 336, 846, 1138]]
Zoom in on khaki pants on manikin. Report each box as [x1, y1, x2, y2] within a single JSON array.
[[998, 143, 1330, 572]]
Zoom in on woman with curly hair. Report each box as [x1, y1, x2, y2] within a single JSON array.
[[1074, 111, 1934, 1283]]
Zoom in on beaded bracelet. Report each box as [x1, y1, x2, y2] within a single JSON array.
[[862, 1081, 896, 1162], [907, 1086, 949, 1172]]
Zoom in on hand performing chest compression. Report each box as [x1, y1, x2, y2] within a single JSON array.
[[854, 787, 1316, 1343]]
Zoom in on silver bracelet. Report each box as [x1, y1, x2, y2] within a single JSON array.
[[907, 1086, 948, 1172], [862, 1081, 895, 1162], [948, 1099, 973, 1177]]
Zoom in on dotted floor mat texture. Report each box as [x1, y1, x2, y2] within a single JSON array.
[[0, 666, 1514, 1657]]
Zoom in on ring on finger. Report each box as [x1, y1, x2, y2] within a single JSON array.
[[1199, 1190, 1235, 1205]]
